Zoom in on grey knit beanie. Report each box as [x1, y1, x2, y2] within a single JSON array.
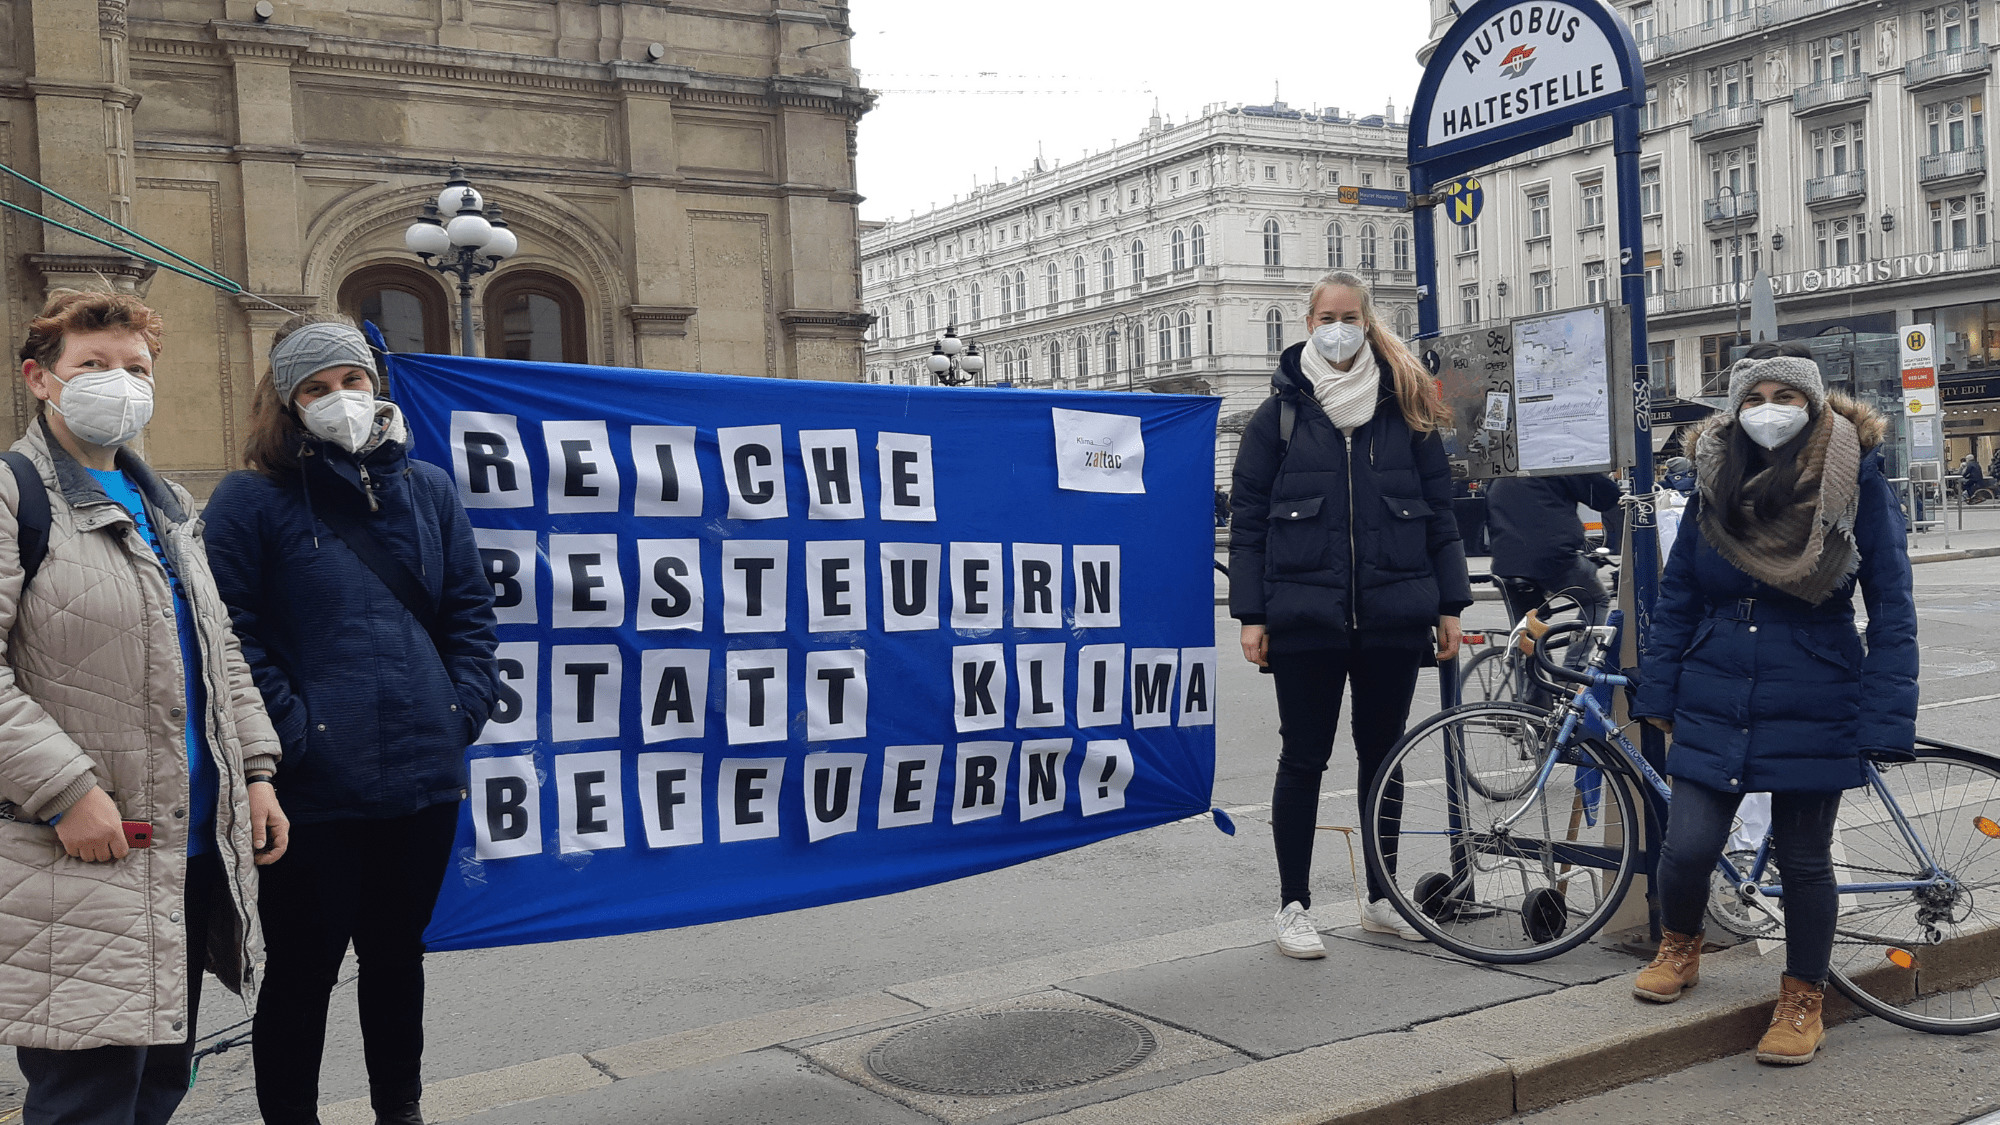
[[270, 322, 377, 402], [1725, 355, 1825, 416]]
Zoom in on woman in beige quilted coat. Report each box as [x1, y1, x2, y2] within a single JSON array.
[[0, 290, 290, 1125]]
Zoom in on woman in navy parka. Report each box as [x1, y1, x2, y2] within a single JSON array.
[[202, 315, 497, 1125], [1628, 346, 1916, 1068]]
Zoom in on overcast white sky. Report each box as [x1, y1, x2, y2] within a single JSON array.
[[848, 1, 1435, 224]]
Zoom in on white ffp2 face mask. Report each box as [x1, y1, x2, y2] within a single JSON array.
[[1311, 322, 1366, 364], [299, 390, 379, 453], [50, 367, 153, 447], [1739, 402, 1811, 450]]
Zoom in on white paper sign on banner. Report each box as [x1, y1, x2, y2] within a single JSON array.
[[1052, 408, 1146, 494]]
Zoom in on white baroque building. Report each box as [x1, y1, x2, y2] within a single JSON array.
[[1422, 0, 1998, 465], [860, 104, 1420, 485]]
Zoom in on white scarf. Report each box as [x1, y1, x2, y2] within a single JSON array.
[[1299, 338, 1380, 431]]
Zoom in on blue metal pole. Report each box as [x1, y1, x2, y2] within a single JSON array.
[[1411, 166, 1440, 340]]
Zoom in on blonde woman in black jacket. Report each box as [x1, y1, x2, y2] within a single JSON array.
[[1229, 271, 1472, 958]]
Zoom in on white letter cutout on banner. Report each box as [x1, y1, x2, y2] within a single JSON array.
[[551, 534, 624, 629], [555, 750, 625, 853], [952, 741, 1014, 824], [878, 745, 944, 829], [471, 755, 541, 859], [726, 649, 788, 745], [1076, 644, 1126, 728], [719, 757, 785, 842], [474, 528, 539, 626], [950, 542, 1004, 631], [799, 429, 865, 520], [805, 649, 868, 741], [877, 432, 936, 521], [477, 641, 539, 745], [952, 644, 1007, 733], [451, 411, 533, 509], [722, 540, 788, 633], [544, 420, 621, 514], [719, 424, 787, 519], [804, 752, 868, 842], [639, 649, 708, 743], [1079, 739, 1136, 816], [552, 645, 622, 743], [636, 751, 703, 848], [635, 539, 703, 632], [1011, 543, 1064, 629], [631, 425, 703, 518], [1178, 647, 1218, 727], [806, 540, 867, 633], [880, 543, 941, 632], [1129, 648, 1180, 730], [1018, 738, 1072, 822], [1014, 643, 1067, 729]]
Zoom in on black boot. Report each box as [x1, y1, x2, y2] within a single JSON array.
[[374, 1105, 424, 1125]]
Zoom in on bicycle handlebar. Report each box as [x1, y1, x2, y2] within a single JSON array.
[[1531, 619, 1599, 688]]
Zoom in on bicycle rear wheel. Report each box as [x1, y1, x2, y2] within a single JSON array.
[[1825, 743, 2000, 1034], [1361, 702, 1640, 964]]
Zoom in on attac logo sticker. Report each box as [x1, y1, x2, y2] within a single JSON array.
[[1052, 408, 1146, 495], [1500, 45, 1538, 79]]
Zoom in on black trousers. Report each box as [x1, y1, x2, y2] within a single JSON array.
[[1270, 647, 1426, 908], [17, 852, 223, 1125], [1656, 778, 1842, 983], [253, 802, 459, 1124]]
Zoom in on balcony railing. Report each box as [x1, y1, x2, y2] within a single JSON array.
[[1703, 191, 1760, 228], [1649, 1, 1868, 61], [1690, 102, 1762, 141], [1804, 170, 1867, 207], [1919, 147, 1988, 184], [1906, 45, 1992, 90], [1791, 75, 1871, 116]]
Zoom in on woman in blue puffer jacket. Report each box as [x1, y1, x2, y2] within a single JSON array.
[[1628, 346, 1917, 1068], [201, 315, 497, 1125]]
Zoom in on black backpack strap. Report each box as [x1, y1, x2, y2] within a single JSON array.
[[311, 501, 444, 651], [1, 452, 50, 591]]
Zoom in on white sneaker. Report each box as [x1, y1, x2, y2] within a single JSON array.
[[1362, 898, 1426, 942], [1274, 901, 1326, 959]]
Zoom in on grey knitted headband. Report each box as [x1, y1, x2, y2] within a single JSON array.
[[270, 323, 377, 401], [1726, 355, 1825, 416]]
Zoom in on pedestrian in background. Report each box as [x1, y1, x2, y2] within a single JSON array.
[[1484, 472, 1622, 627], [1229, 270, 1471, 958], [201, 316, 498, 1125], [1629, 347, 1917, 1066], [0, 289, 288, 1124]]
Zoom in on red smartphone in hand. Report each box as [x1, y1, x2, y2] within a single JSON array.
[[122, 821, 153, 849]]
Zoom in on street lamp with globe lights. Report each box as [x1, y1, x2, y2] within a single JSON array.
[[404, 165, 519, 355], [926, 326, 985, 386]]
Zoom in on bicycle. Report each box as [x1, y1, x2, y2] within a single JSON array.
[[1362, 617, 2000, 1035], [1458, 548, 1617, 707]]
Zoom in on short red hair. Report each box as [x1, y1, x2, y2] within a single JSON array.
[[18, 289, 164, 370]]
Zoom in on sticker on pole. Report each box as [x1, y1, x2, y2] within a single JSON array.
[[1443, 177, 1486, 226]]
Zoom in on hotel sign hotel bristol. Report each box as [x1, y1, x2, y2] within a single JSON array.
[[1699, 251, 1980, 307]]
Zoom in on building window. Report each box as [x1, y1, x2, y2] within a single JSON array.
[[1629, 1, 1656, 41], [483, 270, 587, 364], [1645, 83, 1661, 129], [1045, 261, 1060, 306], [904, 299, 916, 336], [1460, 284, 1481, 324], [1049, 340, 1063, 383], [1645, 250, 1665, 296], [337, 264, 449, 355], [1708, 145, 1760, 195], [1579, 180, 1606, 229], [1100, 198, 1111, 214], [999, 275, 1014, 317], [1101, 247, 1116, 291], [1327, 222, 1345, 268], [1584, 260, 1608, 304], [1073, 255, 1088, 299], [1190, 169, 1201, 186], [1809, 31, 1863, 82], [1457, 221, 1479, 254], [1071, 205, 1082, 222], [1700, 331, 1750, 395], [946, 288, 959, 327], [1076, 337, 1090, 381], [1265, 307, 1285, 354], [1014, 270, 1027, 313], [1169, 176, 1180, 193], [1131, 239, 1147, 281], [1191, 224, 1207, 266], [968, 284, 982, 326], [1129, 189, 1139, 204], [1157, 317, 1172, 363], [1177, 311, 1194, 358], [1172, 228, 1188, 271], [1648, 341, 1675, 389], [927, 293, 941, 333], [1361, 172, 1374, 187], [1394, 305, 1413, 338], [1393, 225, 1411, 270], [1923, 3, 1981, 54], [1930, 193, 1990, 249], [1712, 232, 1763, 283], [1265, 165, 1278, 181], [1531, 269, 1555, 312], [1132, 326, 1146, 368], [1043, 214, 1053, 231], [1640, 167, 1662, 216], [1328, 170, 1341, 187], [1393, 174, 1408, 189], [1815, 215, 1869, 265], [1925, 96, 1985, 154], [1359, 223, 1378, 269], [1263, 219, 1283, 266], [1706, 58, 1755, 109], [1810, 124, 1866, 176], [1105, 330, 1119, 375], [1206, 309, 1216, 354], [1528, 192, 1552, 239]]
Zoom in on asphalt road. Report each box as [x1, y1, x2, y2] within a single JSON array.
[[6, 555, 1997, 1122]]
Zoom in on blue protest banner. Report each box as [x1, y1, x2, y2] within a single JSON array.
[[386, 353, 1222, 951]]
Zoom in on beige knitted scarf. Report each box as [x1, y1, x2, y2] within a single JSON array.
[[1299, 338, 1379, 431], [1693, 408, 1862, 605]]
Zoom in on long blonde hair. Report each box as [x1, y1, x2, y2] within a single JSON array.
[[1306, 271, 1450, 434]]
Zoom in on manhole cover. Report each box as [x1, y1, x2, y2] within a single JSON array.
[[865, 1007, 1157, 1096]]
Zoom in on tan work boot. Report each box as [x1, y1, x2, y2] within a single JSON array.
[[1632, 928, 1703, 1002], [1755, 975, 1826, 1065]]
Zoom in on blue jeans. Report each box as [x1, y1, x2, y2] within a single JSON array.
[[1656, 777, 1842, 983]]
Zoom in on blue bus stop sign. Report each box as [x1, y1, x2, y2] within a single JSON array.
[[1442, 177, 1485, 226]]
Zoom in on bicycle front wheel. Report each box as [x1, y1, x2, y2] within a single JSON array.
[[1361, 702, 1640, 964], [1825, 743, 2000, 1034]]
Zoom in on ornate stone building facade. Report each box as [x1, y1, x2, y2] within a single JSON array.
[[4, 0, 871, 493], [858, 104, 1418, 486]]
